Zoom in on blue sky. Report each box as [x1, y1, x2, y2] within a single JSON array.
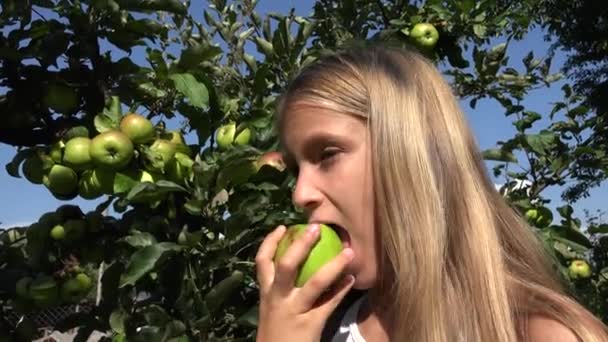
[[0, 1, 606, 229]]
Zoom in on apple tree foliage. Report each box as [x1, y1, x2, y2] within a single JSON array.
[[0, 0, 607, 340]]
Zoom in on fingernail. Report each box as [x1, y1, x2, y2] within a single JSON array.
[[307, 224, 319, 235]]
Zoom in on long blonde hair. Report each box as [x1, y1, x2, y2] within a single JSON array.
[[276, 45, 608, 341]]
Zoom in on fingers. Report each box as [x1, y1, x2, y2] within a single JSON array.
[[298, 247, 355, 309], [255, 225, 286, 291], [273, 224, 322, 292]]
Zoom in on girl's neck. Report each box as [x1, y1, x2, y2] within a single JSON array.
[[357, 293, 392, 342]]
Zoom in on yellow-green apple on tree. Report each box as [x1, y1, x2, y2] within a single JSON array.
[[146, 139, 176, 171], [409, 23, 439, 51], [524, 207, 553, 228], [78, 170, 104, 199], [120, 113, 155, 144], [50, 224, 66, 240], [274, 224, 343, 287], [60, 273, 92, 303], [166, 152, 194, 184], [45, 164, 78, 195], [90, 130, 134, 170], [63, 219, 87, 241], [22, 154, 45, 184], [165, 130, 191, 155], [569, 259, 592, 279], [49, 141, 64, 163], [28, 276, 59, 308], [216, 122, 252, 149], [63, 137, 92, 170], [255, 151, 286, 172]]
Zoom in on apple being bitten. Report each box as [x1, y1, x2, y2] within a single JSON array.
[[274, 224, 344, 287]]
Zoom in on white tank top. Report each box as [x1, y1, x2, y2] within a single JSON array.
[[330, 295, 367, 342]]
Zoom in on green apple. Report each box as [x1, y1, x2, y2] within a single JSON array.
[[63, 137, 92, 170], [63, 219, 87, 241], [49, 141, 64, 163], [60, 275, 91, 303], [75, 273, 92, 289], [55, 204, 84, 221], [255, 151, 286, 172], [524, 207, 553, 228], [167, 130, 192, 155], [147, 139, 176, 171], [120, 113, 155, 144], [90, 130, 134, 170], [22, 153, 45, 184], [28, 276, 59, 308], [38, 212, 61, 229], [79, 170, 104, 199], [90, 168, 116, 194], [16, 277, 32, 297], [569, 259, 592, 279], [43, 83, 79, 113], [46, 164, 78, 195], [85, 211, 104, 233], [63, 126, 90, 141], [166, 152, 194, 184], [216, 122, 251, 149], [50, 224, 66, 240], [409, 23, 439, 51], [234, 126, 252, 146], [216, 123, 236, 149], [274, 224, 343, 287]]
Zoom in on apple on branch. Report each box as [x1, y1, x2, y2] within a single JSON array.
[[120, 113, 155, 144], [89, 130, 134, 171]]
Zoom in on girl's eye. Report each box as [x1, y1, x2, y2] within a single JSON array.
[[319, 147, 340, 164]]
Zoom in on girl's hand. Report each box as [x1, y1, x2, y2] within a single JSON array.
[[255, 224, 355, 342]]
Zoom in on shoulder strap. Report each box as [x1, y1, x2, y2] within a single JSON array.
[[320, 289, 365, 342]]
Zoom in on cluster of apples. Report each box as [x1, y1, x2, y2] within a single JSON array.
[[21, 113, 194, 200], [12, 205, 98, 309], [15, 271, 93, 310]]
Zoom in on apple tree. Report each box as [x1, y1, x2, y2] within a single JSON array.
[[1, 0, 607, 340]]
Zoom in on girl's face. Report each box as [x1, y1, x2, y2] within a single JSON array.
[[281, 102, 378, 289]]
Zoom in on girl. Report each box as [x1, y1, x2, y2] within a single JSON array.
[[254, 45, 608, 341]]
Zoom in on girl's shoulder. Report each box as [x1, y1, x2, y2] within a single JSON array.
[[527, 315, 580, 342]]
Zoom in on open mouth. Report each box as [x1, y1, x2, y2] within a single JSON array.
[[328, 224, 351, 248]]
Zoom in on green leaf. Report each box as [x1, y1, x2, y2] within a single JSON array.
[[551, 236, 589, 253], [481, 148, 517, 163], [119, 242, 182, 287], [589, 224, 608, 235], [5, 148, 34, 178], [122, 231, 157, 248], [143, 304, 170, 326], [204, 270, 245, 313], [126, 180, 186, 202], [525, 131, 555, 156], [254, 37, 274, 58], [169, 73, 209, 109], [473, 24, 487, 38], [113, 171, 140, 194], [94, 113, 118, 133], [163, 320, 187, 340], [110, 309, 127, 334], [237, 305, 259, 327], [177, 44, 222, 69]]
